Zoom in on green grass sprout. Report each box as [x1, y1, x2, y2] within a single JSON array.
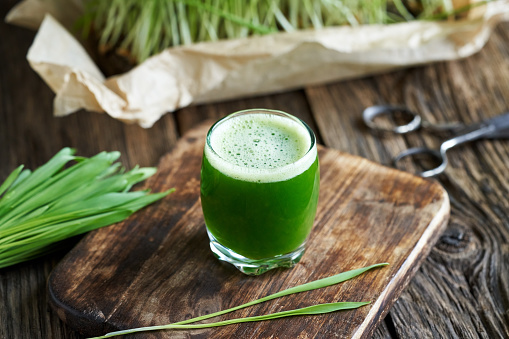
[[88, 263, 389, 338], [78, 0, 490, 64], [0, 148, 173, 269]]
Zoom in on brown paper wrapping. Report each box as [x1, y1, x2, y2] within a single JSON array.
[[6, 0, 509, 128]]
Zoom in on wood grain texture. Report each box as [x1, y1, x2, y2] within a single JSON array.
[[48, 122, 449, 338], [1, 0, 508, 336], [305, 22, 509, 339], [0, 2, 179, 339]]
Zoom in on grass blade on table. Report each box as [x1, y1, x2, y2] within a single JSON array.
[[0, 148, 172, 269], [0, 152, 124, 228], [0, 210, 133, 268], [0, 148, 75, 220], [88, 263, 389, 338], [0, 165, 24, 197]]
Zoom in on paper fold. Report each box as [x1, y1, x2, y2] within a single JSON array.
[[8, 1, 509, 127]]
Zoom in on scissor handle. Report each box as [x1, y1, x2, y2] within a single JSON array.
[[393, 116, 506, 177], [391, 111, 509, 177], [393, 147, 447, 178], [394, 125, 494, 177], [362, 105, 421, 134]]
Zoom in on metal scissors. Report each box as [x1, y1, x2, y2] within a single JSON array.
[[362, 105, 509, 178]]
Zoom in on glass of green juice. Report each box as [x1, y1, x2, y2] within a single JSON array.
[[200, 109, 320, 275]]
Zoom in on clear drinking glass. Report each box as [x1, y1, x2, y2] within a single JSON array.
[[200, 109, 319, 275]]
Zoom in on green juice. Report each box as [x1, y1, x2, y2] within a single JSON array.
[[200, 110, 319, 260]]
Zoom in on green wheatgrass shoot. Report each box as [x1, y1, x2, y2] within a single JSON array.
[[0, 148, 173, 269], [78, 0, 490, 64], [88, 263, 389, 338]]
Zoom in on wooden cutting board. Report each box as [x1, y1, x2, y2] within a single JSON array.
[[48, 121, 450, 339]]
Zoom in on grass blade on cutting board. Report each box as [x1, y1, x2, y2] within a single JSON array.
[[88, 263, 389, 338], [178, 262, 388, 324], [91, 302, 371, 338]]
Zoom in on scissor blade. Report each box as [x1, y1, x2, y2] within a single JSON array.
[[484, 112, 509, 139]]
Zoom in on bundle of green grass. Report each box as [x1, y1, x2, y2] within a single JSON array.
[[0, 148, 172, 269], [79, 0, 486, 64]]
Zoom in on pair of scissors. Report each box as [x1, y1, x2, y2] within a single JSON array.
[[362, 105, 509, 178]]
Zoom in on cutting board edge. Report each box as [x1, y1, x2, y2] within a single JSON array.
[[48, 279, 118, 336], [46, 121, 453, 338], [352, 187, 451, 339]]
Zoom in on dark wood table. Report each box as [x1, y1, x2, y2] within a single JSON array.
[[1, 0, 508, 338]]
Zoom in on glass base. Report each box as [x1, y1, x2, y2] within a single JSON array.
[[207, 230, 306, 275]]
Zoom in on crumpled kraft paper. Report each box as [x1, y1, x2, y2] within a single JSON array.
[[6, 1, 509, 128]]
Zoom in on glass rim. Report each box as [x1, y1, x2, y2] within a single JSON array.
[[205, 108, 317, 174]]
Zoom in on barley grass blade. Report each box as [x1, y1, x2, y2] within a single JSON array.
[[90, 302, 370, 338], [0, 165, 23, 197], [175, 262, 389, 325], [0, 148, 172, 269], [88, 263, 388, 338], [80, 0, 488, 63]]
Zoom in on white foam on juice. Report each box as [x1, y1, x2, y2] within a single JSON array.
[[205, 112, 317, 183]]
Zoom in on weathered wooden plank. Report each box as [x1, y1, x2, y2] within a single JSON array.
[[305, 21, 509, 339], [2, 0, 508, 335], [47, 121, 448, 338], [0, 2, 179, 339]]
